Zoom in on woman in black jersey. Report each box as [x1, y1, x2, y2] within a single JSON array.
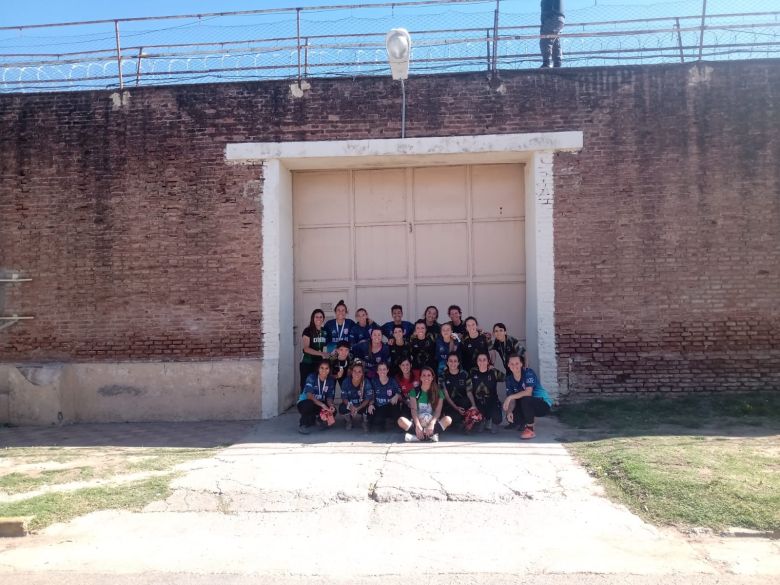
[[491, 322, 525, 374], [441, 352, 476, 428], [422, 305, 441, 338], [470, 352, 505, 433], [409, 320, 437, 371], [460, 316, 490, 373], [299, 309, 329, 390], [388, 324, 412, 373]]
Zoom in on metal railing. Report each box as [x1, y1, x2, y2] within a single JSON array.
[[1, 0, 778, 93]]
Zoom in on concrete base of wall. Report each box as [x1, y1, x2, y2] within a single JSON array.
[[0, 360, 262, 426]]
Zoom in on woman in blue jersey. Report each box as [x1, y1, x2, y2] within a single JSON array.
[[339, 361, 374, 432], [502, 354, 553, 439], [297, 360, 337, 434], [355, 327, 391, 379], [324, 300, 355, 352], [369, 362, 402, 431], [349, 307, 377, 348], [435, 322, 460, 377], [299, 309, 329, 391]]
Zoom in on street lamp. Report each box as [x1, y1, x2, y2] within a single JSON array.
[[385, 28, 411, 138]]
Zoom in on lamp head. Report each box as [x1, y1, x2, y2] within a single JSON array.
[[385, 28, 411, 80]]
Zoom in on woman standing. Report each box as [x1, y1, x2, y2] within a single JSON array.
[[502, 354, 553, 439], [410, 320, 437, 371], [397, 367, 452, 442], [297, 360, 337, 434], [422, 305, 441, 338], [349, 307, 377, 348], [300, 309, 329, 391], [388, 324, 412, 374], [469, 352, 505, 433], [491, 322, 525, 374], [324, 300, 356, 352], [369, 362, 402, 431], [435, 322, 461, 377], [460, 316, 490, 373], [394, 357, 420, 419], [339, 361, 374, 432], [355, 327, 391, 379]]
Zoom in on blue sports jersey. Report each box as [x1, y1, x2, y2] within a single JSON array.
[[506, 367, 553, 407], [340, 377, 374, 406], [298, 374, 337, 404], [381, 320, 414, 340], [349, 321, 379, 347], [324, 318, 356, 346], [372, 377, 401, 406], [435, 336, 461, 374], [354, 340, 391, 377]]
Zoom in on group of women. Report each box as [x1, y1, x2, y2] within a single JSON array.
[[297, 300, 553, 442]]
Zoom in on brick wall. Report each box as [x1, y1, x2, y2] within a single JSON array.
[[1, 60, 778, 396]]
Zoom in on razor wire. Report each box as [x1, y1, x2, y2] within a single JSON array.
[[0, 0, 778, 93]]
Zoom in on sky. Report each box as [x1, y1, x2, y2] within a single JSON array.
[[0, 0, 739, 28]]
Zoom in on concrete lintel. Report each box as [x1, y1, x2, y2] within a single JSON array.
[[226, 132, 583, 169]]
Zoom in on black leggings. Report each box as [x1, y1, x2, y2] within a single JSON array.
[[475, 397, 503, 425], [297, 399, 321, 427], [369, 403, 400, 429], [299, 361, 319, 391], [512, 396, 551, 426]]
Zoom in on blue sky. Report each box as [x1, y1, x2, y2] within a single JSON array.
[[2, 0, 761, 27]]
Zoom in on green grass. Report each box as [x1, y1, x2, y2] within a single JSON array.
[[560, 392, 780, 531], [559, 391, 780, 432], [0, 475, 176, 531], [0, 467, 96, 495]]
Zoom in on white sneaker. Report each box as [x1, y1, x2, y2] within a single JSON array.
[[430, 433, 439, 442], [404, 432, 419, 442]]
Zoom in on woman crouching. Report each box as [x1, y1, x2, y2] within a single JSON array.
[[397, 367, 452, 442]]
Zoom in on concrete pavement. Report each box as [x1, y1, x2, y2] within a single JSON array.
[[1, 413, 778, 583]]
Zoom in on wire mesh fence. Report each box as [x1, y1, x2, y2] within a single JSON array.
[[1, 0, 778, 93]]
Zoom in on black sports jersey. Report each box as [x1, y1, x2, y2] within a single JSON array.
[[301, 326, 327, 364], [409, 336, 437, 371], [441, 370, 473, 407], [491, 336, 525, 371], [460, 334, 490, 372], [469, 368, 505, 404], [445, 320, 467, 338], [389, 342, 412, 372]]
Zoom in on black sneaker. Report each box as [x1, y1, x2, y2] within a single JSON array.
[[504, 422, 518, 430]]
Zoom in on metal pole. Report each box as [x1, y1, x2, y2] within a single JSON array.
[[400, 79, 406, 139], [304, 37, 309, 78], [491, 0, 499, 75], [486, 28, 491, 71], [135, 46, 144, 85], [698, 0, 707, 61], [675, 18, 685, 63], [296, 7, 302, 81], [114, 20, 123, 89]]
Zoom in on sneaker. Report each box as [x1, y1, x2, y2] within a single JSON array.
[[430, 433, 439, 443], [503, 422, 518, 430], [485, 419, 493, 432], [345, 415, 352, 431], [298, 425, 311, 435], [361, 414, 369, 433], [477, 420, 486, 433], [520, 426, 536, 440], [404, 432, 419, 442]]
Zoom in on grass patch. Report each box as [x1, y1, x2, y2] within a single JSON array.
[[559, 391, 780, 432], [560, 392, 780, 531], [0, 475, 175, 531], [569, 436, 780, 531], [0, 447, 217, 496]]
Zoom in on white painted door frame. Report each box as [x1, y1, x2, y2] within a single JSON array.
[[226, 132, 583, 418]]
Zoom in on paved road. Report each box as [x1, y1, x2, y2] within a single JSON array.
[[1, 414, 778, 583]]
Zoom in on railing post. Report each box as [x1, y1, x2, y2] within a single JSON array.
[[135, 46, 143, 85], [114, 20, 123, 89], [486, 28, 491, 72], [296, 7, 302, 81], [304, 37, 309, 79], [491, 0, 500, 76], [697, 0, 708, 61], [675, 17, 685, 63]]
